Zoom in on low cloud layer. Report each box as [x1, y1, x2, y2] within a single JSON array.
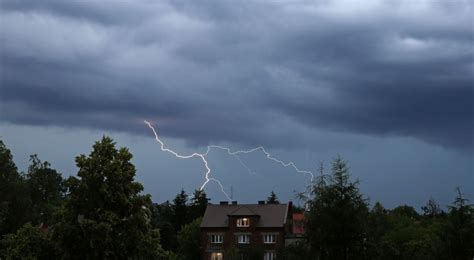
[[1, 0, 472, 150]]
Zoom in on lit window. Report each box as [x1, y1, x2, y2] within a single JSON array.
[[264, 251, 276, 260], [211, 252, 223, 260], [263, 234, 276, 244], [237, 235, 250, 244], [210, 234, 223, 244], [236, 218, 249, 227]]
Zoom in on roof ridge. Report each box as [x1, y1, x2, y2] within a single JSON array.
[[228, 205, 258, 216]]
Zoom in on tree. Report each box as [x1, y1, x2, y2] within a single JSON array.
[[172, 189, 188, 232], [421, 198, 443, 218], [176, 217, 202, 260], [0, 139, 30, 236], [1, 222, 57, 259], [277, 240, 311, 260], [225, 245, 263, 260], [266, 191, 280, 204], [25, 155, 65, 225], [440, 188, 474, 259], [306, 156, 369, 259], [366, 202, 389, 259], [52, 136, 166, 259], [151, 201, 177, 251], [381, 207, 438, 259], [189, 189, 209, 221], [391, 205, 420, 220]]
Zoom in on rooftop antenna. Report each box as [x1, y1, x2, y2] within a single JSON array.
[[230, 186, 234, 201]]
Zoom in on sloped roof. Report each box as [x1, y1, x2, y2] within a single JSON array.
[[201, 203, 289, 228], [228, 205, 259, 216]]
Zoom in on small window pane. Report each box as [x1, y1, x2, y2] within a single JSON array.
[[211, 252, 223, 260], [237, 235, 250, 244], [263, 234, 276, 244], [210, 235, 223, 244], [236, 218, 249, 227], [264, 251, 276, 260]]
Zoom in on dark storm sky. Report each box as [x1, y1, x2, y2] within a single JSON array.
[[1, 0, 473, 208]]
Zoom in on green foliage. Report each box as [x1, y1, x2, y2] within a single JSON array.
[[151, 189, 209, 252], [366, 202, 389, 258], [25, 155, 65, 225], [277, 241, 311, 260], [225, 244, 263, 260], [177, 217, 202, 260], [266, 190, 280, 204], [1, 222, 57, 259], [440, 188, 474, 259], [173, 189, 189, 231], [391, 205, 420, 220], [381, 210, 440, 259], [52, 136, 166, 259], [151, 201, 177, 251], [0, 140, 30, 236], [189, 189, 209, 221], [421, 197, 443, 218], [306, 156, 369, 259], [0, 138, 472, 260]]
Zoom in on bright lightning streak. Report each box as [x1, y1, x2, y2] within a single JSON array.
[[206, 145, 314, 182], [144, 120, 231, 200], [144, 120, 314, 201]]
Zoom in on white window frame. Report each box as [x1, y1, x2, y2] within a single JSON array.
[[263, 234, 276, 244], [236, 217, 250, 227], [264, 251, 276, 260], [210, 234, 224, 244], [237, 234, 250, 244], [210, 252, 223, 260]]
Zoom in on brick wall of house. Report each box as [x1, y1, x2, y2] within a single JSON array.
[[201, 217, 285, 259]]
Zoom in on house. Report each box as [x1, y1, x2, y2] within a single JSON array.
[[284, 212, 306, 246], [291, 213, 305, 235], [200, 200, 295, 260]]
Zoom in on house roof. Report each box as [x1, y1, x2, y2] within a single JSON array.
[[228, 205, 259, 216], [201, 203, 289, 228]]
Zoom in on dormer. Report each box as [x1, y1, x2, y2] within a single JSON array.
[[227, 206, 260, 228]]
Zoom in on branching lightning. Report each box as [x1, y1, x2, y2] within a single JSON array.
[[145, 120, 314, 201]]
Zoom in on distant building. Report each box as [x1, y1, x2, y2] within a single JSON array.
[[291, 212, 305, 235], [200, 200, 303, 260]]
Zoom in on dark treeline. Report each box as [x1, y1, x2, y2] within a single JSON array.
[[0, 137, 473, 259]]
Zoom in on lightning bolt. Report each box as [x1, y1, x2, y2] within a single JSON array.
[[144, 120, 314, 201]]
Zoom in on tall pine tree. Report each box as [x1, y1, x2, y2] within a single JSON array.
[[306, 156, 369, 260]]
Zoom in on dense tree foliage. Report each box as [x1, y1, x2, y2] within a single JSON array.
[[0, 138, 472, 259], [176, 217, 202, 260], [52, 137, 166, 259], [267, 190, 280, 204], [225, 244, 264, 260], [173, 189, 189, 232], [441, 188, 474, 259], [26, 155, 65, 225], [0, 140, 30, 236], [189, 189, 209, 221], [1, 222, 57, 259], [306, 156, 369, 259]]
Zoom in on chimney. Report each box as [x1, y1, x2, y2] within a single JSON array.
[[232, 201, 238, 205], [258, 201, 265, 205], [220, 201, 229, 205]]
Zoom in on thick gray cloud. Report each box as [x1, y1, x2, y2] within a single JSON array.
[[1, 0, 473, 151]]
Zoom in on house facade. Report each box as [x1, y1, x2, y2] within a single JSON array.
[[200, 201, 294, 260]]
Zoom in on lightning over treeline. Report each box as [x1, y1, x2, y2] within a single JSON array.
[[144, 120, 314, 200]]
